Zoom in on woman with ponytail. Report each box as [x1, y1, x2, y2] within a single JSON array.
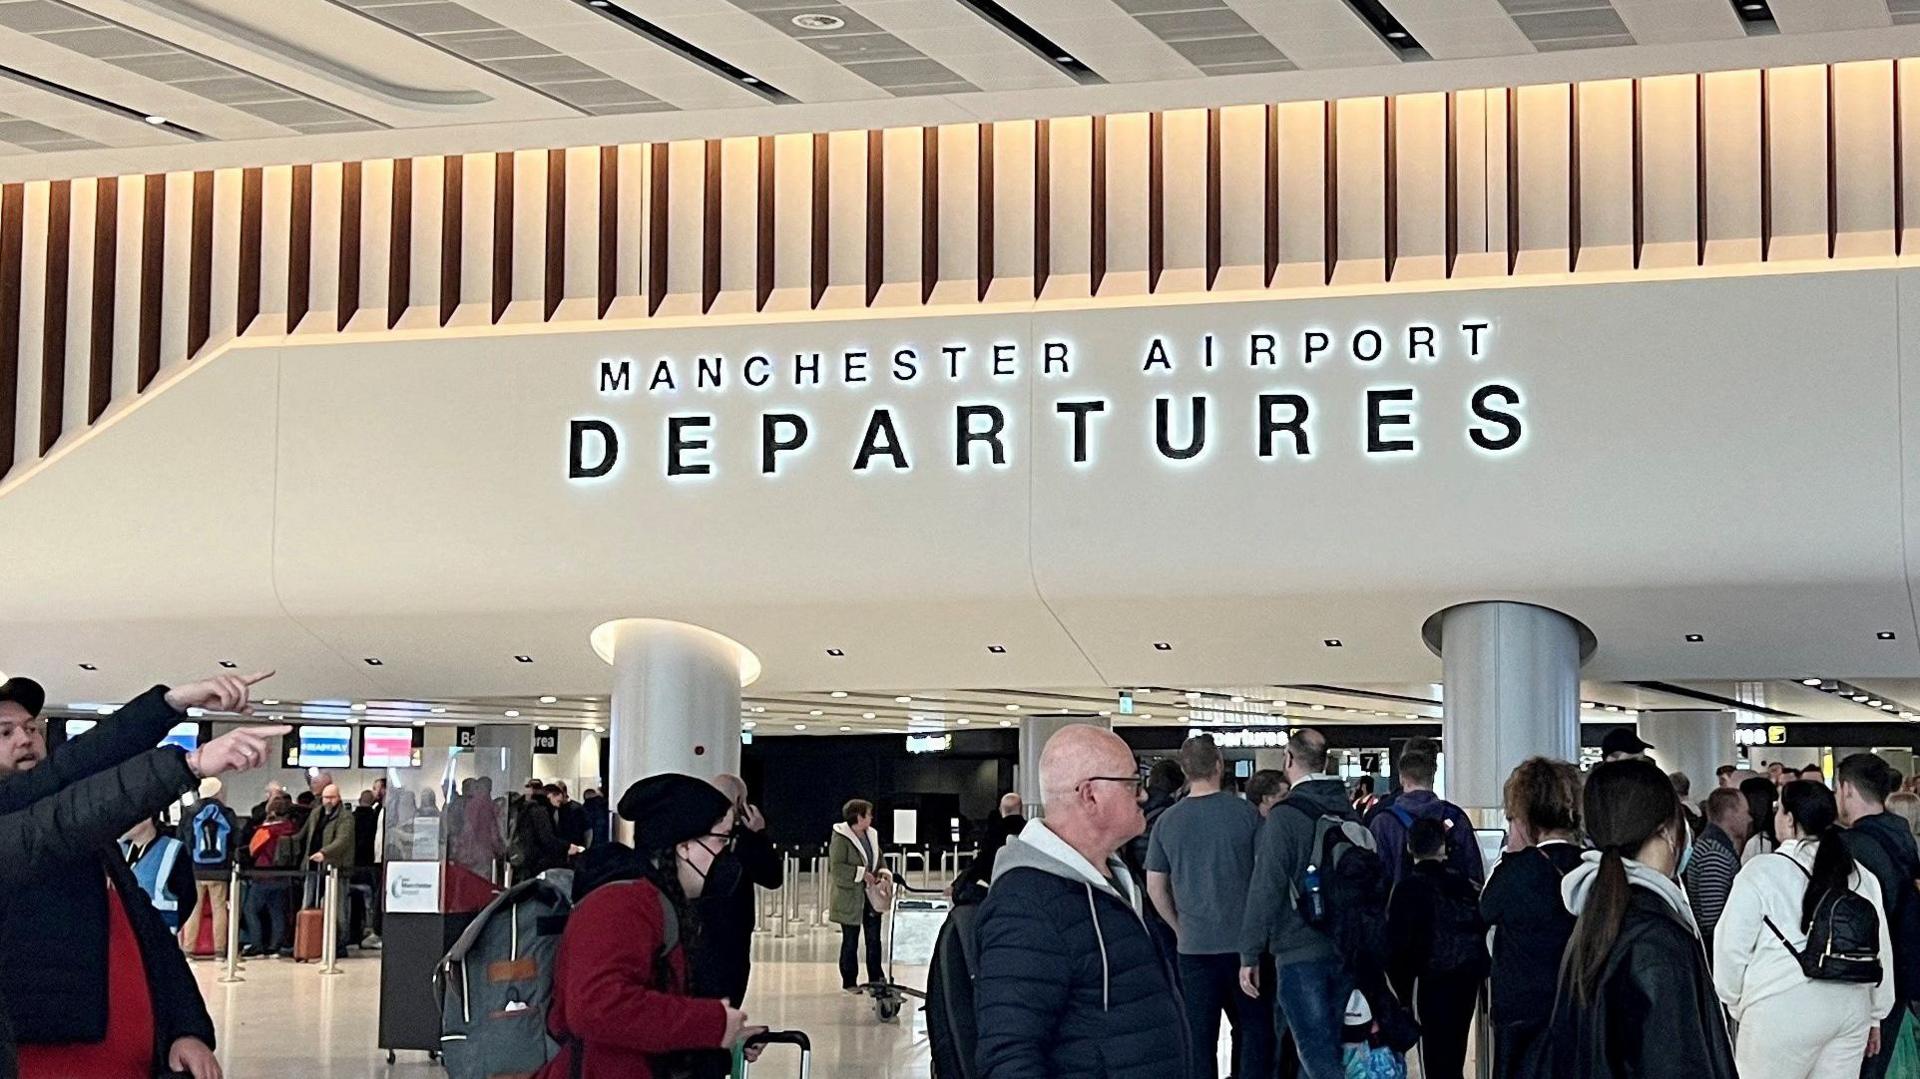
[[1712, 780, 1894, 1078], [1548, 758, 1735, 1078]]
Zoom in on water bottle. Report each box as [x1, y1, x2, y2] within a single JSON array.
[[1302, 862, 1326, 924]]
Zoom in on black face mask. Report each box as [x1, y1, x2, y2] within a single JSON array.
[[696, 850, 745, 899]]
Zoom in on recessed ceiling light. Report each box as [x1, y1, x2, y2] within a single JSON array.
[[1153, 642, 1172, 651], [431, 707, 446, 714], [862, 712, 875, 719], [77, 663, 96, 671], [998, 719, 1012, 727], [589, 0, 609, 6], [1606, 705, 1621, 713], [1879, 631, 1898, 640], [1140, 712, 1153, 719], [538, 695, 557, 704], [218, 660, 237, 669], [1684, 634, 1704, 643], [1005, 704, 1020, 711], [1870, 699, 1885, 708], [1884, 704, 1899, 712], [752, 706, 766, 713], [1309, 703, 1324, 711], [1625, 709, 1639, 717], [741, 75, 759, 84], [1230, 695, 1244, 703], [262, 699, 279, 706], [1324, 639, 1343, 648], [1054, 54, 1071, 62], [839, 725, 852, 732], [1856, 694, 1872, 702], [830, 691, 848, 698], [505, 710, 520, 717], [1801, 678, 1822, 686], [1185, 691, 1201, 700], [794, 723, 807, 731], [144, 115, 167, 125], [791, 12, 845, 30], [826, 648, 845, 658], [350, 703, 367, 712], [1385, 30, 1408, 39], [413, 719, 427, 728], [809, 709, 823, 716], [514, 655, 534, 664], [743, 720, 756, 729], [1373, 711, 1388, 717], [1098, 710, 1112, 716], [987, 645, 1007, 654], [895, 696, 912, 704], [364, 657, 384, 666]]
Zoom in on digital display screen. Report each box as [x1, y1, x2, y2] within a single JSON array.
[[161, 722, 200, 752], [360, 726, 419, 768], [63, 718, 97, 739], [287, 725, 353, 769]]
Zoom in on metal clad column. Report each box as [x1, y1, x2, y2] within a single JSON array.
[[1426, 601, 1591, 816], [592, 619, 758, 800], [1017, 714, 1110, 816], [1638, 710, 1736, 796]]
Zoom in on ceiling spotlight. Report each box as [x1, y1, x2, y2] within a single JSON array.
[[1309, 703, 1324, 711], [1879, 631, 1898, 640], [808, 709, 823, 716], [1884, 704, 1899, 712], [1870, 699, 1885, 708], [791, 12, 845, 30], [1684, 634, 1704, 643], [1855, 694, 1872, 702], [1153, 642, 1173, 651], [826, 648, 845, 657], [505, 710, 520, 717], [1005, 704, 1021, 711], [1098, 710, 1112, 716], [364, 657, 384, 666], [262, 699, 279, 706], [430, 707, 447, 714], [895, 696, 912, 704], [1139, 712, 1153, 719], [218, 661, 237, 669], [539, 695, 557, 704], [794, 723, 807, 731], [741, 75, 759, 84], [144, 115, 167, 125], [987, 645, 1007, 654], [1625, 709, 1639, 717], [78, 663, 96, 671], [1581, 701, 1596, 709], [839, 725, 852, 732], [350, 703, 367, 712], [1606, 705, 1621, 713], [1801, 678, 1822, 686], [1324, 639, 1344, 648], [514, 655, 534, 663], [830, 691, 848, 698], [412, 719, 427, 728], [1385, 30, 1408, 39], [998, 719, 1012, 727], [589, 0, 610, 5], [957, 717, 971, 724], [1054, 54, 1071, 62], [862, 712, 875, 719], [742, 720, 756, 729]]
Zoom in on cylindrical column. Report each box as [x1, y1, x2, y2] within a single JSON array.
[[1638, 710, 1735, 800], [592, 619, 760, 801], [1018, 714, 1110, 814], [1425, 601, 1592, 816]]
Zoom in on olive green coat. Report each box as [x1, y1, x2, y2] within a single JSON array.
[[827, 823, 878, 926]]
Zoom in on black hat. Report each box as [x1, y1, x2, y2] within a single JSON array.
[[0, 677, 45, 718], [1601, 727, 1653, 756], [617, 773, 734, 850]]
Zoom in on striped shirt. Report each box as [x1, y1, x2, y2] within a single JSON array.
[[1685, 823, 1741, 947]]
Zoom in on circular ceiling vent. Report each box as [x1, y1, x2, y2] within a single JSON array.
[[791, 13, 846, 31]]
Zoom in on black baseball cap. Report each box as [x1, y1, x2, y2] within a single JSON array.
[[0, 677, 45, 718], [1601, 727, 1653, 756]]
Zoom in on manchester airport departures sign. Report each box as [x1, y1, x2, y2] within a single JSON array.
[[565, 320, 1522, 482]]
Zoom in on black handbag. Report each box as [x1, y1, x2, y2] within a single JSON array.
[[1764, 853, 1884, 985]]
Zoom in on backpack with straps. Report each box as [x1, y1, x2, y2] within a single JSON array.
[[1763, 852, 1883, 985], [1285, 802, 1393, 973], [436, 867, 679, 1079], [188, 802, 233, 870], [1421, 870, 1491, 977]]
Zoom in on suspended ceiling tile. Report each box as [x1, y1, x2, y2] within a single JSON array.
[[1387, 0, 1535, 59], [991, 0, 1196, 83], [1610, 0, 1745, 43], [838, 0, 1066, 93], [1767, 0, 1891, 33], [1223, 0, 1397, 71]]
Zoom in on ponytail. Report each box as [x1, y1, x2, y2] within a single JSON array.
[[1560, 847, 1633, 1005]]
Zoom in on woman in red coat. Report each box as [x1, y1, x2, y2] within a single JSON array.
[[538, 773, 764, 1079]]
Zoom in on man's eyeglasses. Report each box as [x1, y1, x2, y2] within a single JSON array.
[[1080, 775, 1143, 795]]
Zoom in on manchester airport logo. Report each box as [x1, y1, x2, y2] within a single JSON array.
[[566, 320, 1522, 482]]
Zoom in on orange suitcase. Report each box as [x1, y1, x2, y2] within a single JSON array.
[[293, 908, 324, 962]]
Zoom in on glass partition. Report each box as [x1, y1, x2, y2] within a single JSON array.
[[380, 746, 518, 915]]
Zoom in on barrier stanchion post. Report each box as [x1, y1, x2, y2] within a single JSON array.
[[814, 855, 827, 926], [218, 864, 244, 984], [320, 866, 343, 975]]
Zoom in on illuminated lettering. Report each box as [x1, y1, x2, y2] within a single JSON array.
[[599, 360, 631, 393], [1257, 394, 1312, 458], [1155, 396, 1208, 461], [1055, 400, 1107, 465], [568, 419, 619, 479], [760, 413, 808, 475], [666, 416, 713, 477], [854, 409, 910, 471], [1366, 388, 1417, 454], [956, 405, 1008, 467], [1468, 383, 1524, 452]]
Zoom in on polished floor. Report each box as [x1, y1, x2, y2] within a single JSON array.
[[194, 927, 938, 1078]]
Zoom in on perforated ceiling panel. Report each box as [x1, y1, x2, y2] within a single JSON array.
[[0, 0, 383, 133], [331, 0, 676, 114], [1890, 0, 1920, 26], [0, 111, 97, 152], [1497, 0, 1636, 51], [728, 0, 977, 97], [1114, 0, 1296, 75]]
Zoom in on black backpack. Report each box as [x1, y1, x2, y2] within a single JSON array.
[[1764, 854, 1883, 985], [1421, 870, 1490, 977], [925, 900, 983, 1079], [1284, 802, 1392, 972]]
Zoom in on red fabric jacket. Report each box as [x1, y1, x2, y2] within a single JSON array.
[[536, 877, 729, 1079]]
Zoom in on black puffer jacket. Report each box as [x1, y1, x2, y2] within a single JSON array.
[[973, 820, 1188, 1079], [1545, 888, 1736, 1079], [0, 686, 216, 1072]]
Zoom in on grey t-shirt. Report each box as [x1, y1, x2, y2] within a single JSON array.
[[1145, 790, 1262, 955]]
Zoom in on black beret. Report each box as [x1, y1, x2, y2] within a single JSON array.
[[617, 773, 734, 850]]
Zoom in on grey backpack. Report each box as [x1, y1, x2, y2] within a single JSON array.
[[436, 868, 679, 1079]]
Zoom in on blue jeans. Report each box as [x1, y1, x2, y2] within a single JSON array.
[[1275, 958, 1350, 1079], [244, 880, 289, 953], [1181, 952, 1275, 1079]]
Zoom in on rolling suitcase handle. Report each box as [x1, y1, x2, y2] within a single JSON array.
[[739, 1030, 811, 1077]]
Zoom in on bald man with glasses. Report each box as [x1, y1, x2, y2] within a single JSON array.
[[973, 723, 1187, 1079]]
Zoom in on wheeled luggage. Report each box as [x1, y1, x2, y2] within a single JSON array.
[[293, 906, 324, 961], [738, 1030, 810, 1077]]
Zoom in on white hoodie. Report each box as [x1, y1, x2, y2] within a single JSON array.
[[1711, 838, 1894, 1024]]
